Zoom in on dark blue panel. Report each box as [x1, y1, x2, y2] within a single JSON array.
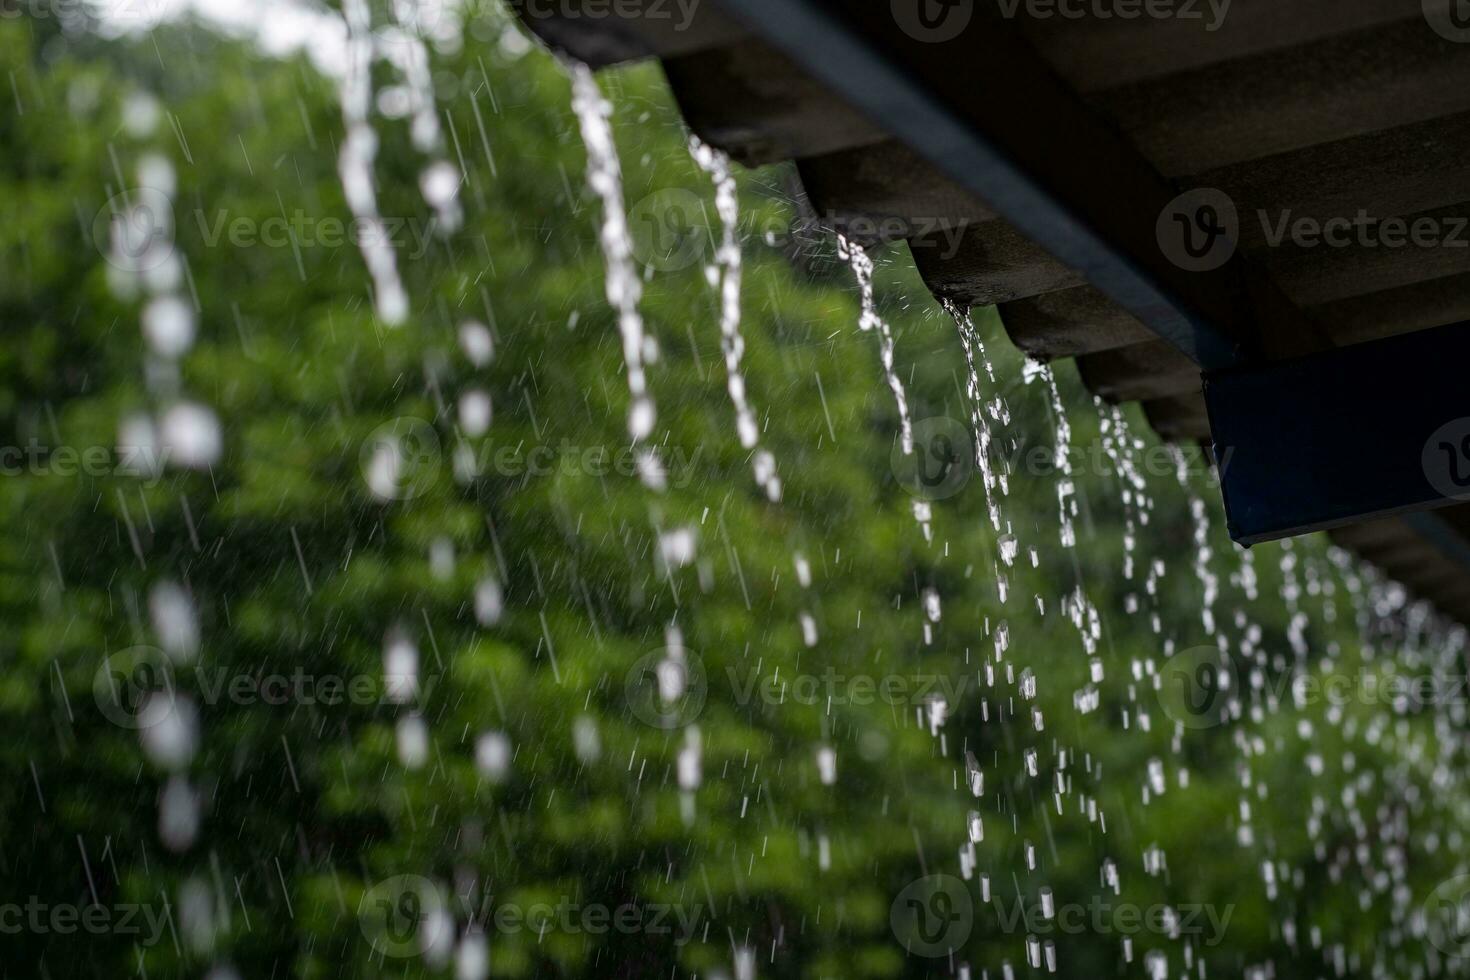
[[1205, 322, 1470, 544]]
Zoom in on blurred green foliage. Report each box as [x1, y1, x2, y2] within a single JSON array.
[[1, 6, 1468, 979]]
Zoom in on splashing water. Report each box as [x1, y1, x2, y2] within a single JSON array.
[[691, 136, 781, 503], [947, 301, 1007, 533], [690, 139, 833, 778], [66, 25, 1470, 980], [377, 0, 463, 234], [106, 115, 232, 970], [837, 235, 929, 539], [337, 0, 410, 325], [1025, 359, 1078, 549], [1172, 446, 1219, 636], [570, 63, 658, 456]]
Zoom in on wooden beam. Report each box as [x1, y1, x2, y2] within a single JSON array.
[[1020, 0, 1416, 92], [797, 140, 994, 244], [1309, 272, 1470, 344], [1092, 19, 1470, 176], [1077, 340, 1202, 403], [705, 0, 1315, 369], [662, 40, 886, 166], [999, 286, 1157, 360]]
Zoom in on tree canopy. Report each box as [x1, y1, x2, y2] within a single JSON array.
[[2, 6, 1469, 979]]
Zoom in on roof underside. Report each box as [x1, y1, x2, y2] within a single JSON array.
[[512, 0, 1470, 624]]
